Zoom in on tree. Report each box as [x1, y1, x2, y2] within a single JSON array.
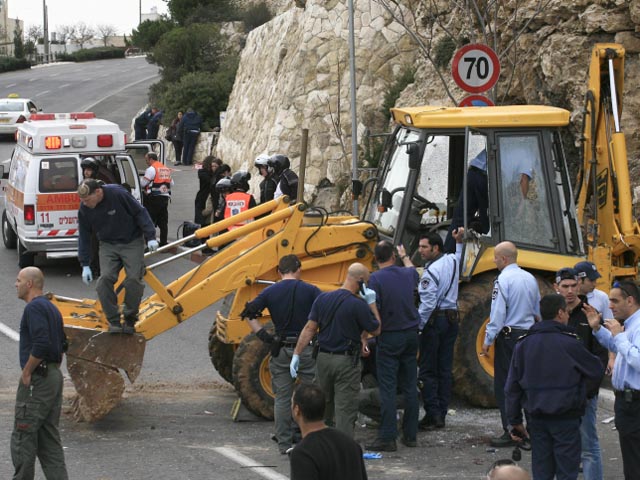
[[96, 24, 118, 47], [372, 0, 553, 104], [151, 23, 227, 82], [14, 25, 25, 59], [131, 18, 175, 51], [57, 24, 76, 44], [167, 0, 239, 26], [26, 25, 43, 45], [70, 22, 95, 49]]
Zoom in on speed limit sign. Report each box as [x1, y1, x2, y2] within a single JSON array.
[[452, 44, 500, 93]]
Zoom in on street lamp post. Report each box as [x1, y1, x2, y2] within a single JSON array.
[[43, 0, 50, 63]]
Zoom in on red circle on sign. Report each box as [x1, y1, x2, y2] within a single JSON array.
[[459, 95, 495, 107], [452, 44, 501, 93]]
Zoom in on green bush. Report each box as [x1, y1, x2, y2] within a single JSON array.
[[151, 57, 239, 130], [434, 36, 457, 70], [0, 57, 31, 72], [381, 66, 416, 118], [70, 47, 126, 62], [242, 2, 273, 32]]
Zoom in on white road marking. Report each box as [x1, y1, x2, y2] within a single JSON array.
[[6, 83, 16, 88], [80, 73, 159, 112], [35, 90, 50, 97], [187, 445, 289, 480], [0, 322, 19, 342], [59, 84, 71, 89], [29, 78, 37, 82]]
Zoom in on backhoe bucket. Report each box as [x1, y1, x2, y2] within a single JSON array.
[[64, 325, 146, 422]]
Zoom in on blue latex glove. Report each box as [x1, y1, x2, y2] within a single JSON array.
[[81, 266, 93, 285], [290, 354, 300, 378], [147, 239, 159, 252], [360, 286, 376, 305]]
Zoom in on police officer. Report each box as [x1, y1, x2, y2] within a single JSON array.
[[254, 154, 279, 204], [269, 154, 298, 202], [242, 255, 321, 454], [417, 228, 464, 430], [365, 241, 419, 452], [140, 152, 172, 246], [587, 280, 640, 479], [291, 263, 381, 437], [224, 171, 257, 229], [574, 261, 614, 320], [11, 267, 69, 479], [505, 294, 603, 480], [444, 149, 489, 253], [482, 241, 540, 447]]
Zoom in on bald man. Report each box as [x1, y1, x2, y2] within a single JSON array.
[[488, 464, 531, 480], [12, 267, 69, 479], [293, 262, 381, 437], [483, 242, 540, 448]]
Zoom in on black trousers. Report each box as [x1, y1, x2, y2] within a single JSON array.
[[143, 195, 169, 245], [494, 330, 528, 431], [614, 394, 640, 479]]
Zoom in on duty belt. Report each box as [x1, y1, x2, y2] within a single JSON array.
[[614, 389, 640, 401], [319, 348, 354, 356], [500, 326, 529, 336]]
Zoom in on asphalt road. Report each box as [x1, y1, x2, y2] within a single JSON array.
[[0, 59, 628, 479]]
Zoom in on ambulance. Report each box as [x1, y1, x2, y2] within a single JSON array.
[[1, 112, 164, 267]]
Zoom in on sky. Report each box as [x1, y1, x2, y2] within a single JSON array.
[[8, 0, 170, 36]]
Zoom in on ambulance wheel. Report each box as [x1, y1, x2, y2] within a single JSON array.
[[232, 332, 274, 420], [18, 241, 35, 268], [2, 211, 17, 249]]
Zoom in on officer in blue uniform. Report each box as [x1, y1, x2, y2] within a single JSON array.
[[291, 263, 381, 438], [506, 294, 604, 480], [444, 149, 489, 253], [417, 228, 464, 430], [242, 255, 321, 454], [587, 280, 640, 479], [364, 241, 419, 452], [482, 241, 540, 447]]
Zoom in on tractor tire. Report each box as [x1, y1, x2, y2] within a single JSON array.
[[2, 211, 17, 249], [208, 322, 235, 384], [232, 331, 274, 420], [453, 271, 554, 407]]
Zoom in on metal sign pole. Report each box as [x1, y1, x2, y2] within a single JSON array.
[[348, 0, 358, 214]]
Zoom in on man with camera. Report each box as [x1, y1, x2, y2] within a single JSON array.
[[505, 294, 604, 480], [291, 263, 380, 437], [242, 255, 321, 454]]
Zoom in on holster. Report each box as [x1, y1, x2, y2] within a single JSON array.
[[312, 339, 320, 360], [270, 334, 282, 357], [33, 362, 49, 378]]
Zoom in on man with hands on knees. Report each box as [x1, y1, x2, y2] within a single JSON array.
[[585, 280, 640, 479], [242, 255, 321, 455], [291, 263, 380, 437], [77, 179, 158, 335]]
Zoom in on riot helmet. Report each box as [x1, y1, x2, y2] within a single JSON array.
[[215, 177, 233, 193], [254, 154, 270, 169], [268, 154, 290, 175], [230, 171, 251, 192]]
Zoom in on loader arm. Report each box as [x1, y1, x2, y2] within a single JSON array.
[[576, 43, 640, 286], [52, 196, 378, 421]]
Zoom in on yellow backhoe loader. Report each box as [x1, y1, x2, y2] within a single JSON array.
[[54, 43, 639, 421]]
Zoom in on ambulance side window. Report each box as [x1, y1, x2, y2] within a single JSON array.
[[39, 158, 79, 192]]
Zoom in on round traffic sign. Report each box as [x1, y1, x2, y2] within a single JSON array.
[[458, 94, 495, 107], [452, 44, 501, 93]]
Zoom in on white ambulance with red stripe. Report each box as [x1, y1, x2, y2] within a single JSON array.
[[1, 112, 164, 267]]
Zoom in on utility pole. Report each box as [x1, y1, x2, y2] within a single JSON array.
[[347, 0, 359, 214], [43, 0, 49, 63], [139, 0, 142, 25]]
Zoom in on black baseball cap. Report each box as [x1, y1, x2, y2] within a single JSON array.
[[574, 261, 601, 281], [555, 267, 578, 284]]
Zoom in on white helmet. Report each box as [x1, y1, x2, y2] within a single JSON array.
[[254, 153, 270, 168]]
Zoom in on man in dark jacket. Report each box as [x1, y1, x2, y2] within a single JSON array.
[[178, 108, 202, 166], [505, 294, 604, 480]]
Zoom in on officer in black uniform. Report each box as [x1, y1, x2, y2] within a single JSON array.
[[505, 294, 604, 480], [242, 255, 321, 454], [11, 267, 69, 479]]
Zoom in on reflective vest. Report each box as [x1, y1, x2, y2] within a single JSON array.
[[147, 160, 172, 197], [224, 191, 252, 229]]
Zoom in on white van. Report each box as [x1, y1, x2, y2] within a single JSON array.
[[1, 112, 164, 267]]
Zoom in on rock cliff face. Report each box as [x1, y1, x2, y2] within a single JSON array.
[[215, 0, 640, 204]]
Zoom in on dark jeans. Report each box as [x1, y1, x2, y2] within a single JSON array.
[[614, 395, 640, 479], [529, 417, 581, 480], [172, 140, 183, 164], [444, 167, 489, 253], [376, 329, 419, 441], [182, 131, 199, 165], [418, 313, 458, 419], [144, 195, 169, 245]]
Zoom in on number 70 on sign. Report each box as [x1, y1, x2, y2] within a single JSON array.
[[451, 44, 501, 94]]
